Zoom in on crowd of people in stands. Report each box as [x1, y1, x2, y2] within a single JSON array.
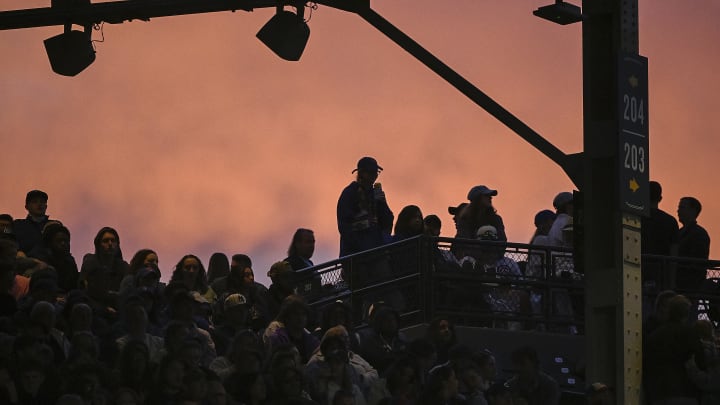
[[0, 156, 715, 404]]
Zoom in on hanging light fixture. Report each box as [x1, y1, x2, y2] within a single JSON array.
[[256, 5, 310, 61], [44, 24, 96, 76]]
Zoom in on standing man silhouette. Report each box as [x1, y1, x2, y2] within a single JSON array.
[[336, 157, 394, 257]]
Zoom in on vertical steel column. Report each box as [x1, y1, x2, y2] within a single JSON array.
[[582, 1, 643, 403]]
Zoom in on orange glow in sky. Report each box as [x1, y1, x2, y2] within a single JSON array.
[[2, 0, 719, 285]]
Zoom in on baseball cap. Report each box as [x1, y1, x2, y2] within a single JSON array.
[[467, 185, 498, 201], [190, 291, 209, 305], [553, 192, 574, 209], [25, 190, 48, 203], [224, 293, 248, 310], [351, 157, 383, 174], [476, 225, 499, 240], [448, 202, 468, 216]]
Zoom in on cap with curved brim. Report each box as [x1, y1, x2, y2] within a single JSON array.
[[467, 185, 498, 201], [352, 156, 383, 173]]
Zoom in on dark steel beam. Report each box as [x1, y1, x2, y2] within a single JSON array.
[[0, 0, 276, 30]]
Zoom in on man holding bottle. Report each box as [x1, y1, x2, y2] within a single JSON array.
[[336, 157, 394, 257]]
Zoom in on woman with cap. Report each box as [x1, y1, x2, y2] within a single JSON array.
[[336, 156, 394, 257], [455, 185, 506, 243], [452, 186, 506, 262]]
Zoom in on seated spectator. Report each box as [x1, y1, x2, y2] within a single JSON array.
[[27, 300, 70, 365], [267, 261, 297, 321], [115, 300, 164, 363], [645, 298, 705, 403], [471, 349, 497, 389], [408, 337, 438, 387], [12, 190, 51, 256], [207, 252, 230, 284], [119, 249, 159, 297], [381, 355, 422, 404], [115, 339, 154, 400], [209, 329, 262, 382], [452, 356, 488, 405], [268, 343, 304, 373], [316, 300, 358, 348], [66, 329, 100, 372], [169, 254, 213, 302], [265, 296, 319, 364], [80, 227, 129, 301], [304, 325, 378, 405], [393, 205, 425, 242], [211, 254, 271, 332], [427, 318, 458, 365], [145, 355, 186, 404], [267, 364, 318, 405], [62, 295, 94, 337], [165, 292, 217, 367], [353, 302, 407, 376], [419, 362, 466, 405], [504, 345, 560, 405], [13, 356, 60, 404], [29, 223, 79, 292], [80, 260, 121, 323], [211, 293, 252, 356]]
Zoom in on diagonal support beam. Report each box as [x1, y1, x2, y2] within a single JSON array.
[[355, 7, 583, 188]]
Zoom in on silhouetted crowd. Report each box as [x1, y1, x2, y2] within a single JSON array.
[[0, 157, 715, 405]]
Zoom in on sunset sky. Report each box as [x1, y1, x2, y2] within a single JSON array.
[[2, 0, 719, 285]]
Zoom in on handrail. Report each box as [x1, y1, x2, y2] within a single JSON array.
[[293, 235, 720, 333]]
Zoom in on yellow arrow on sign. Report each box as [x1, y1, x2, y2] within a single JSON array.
[[628, 75, 639, 88], [629, 178, 640, 192]]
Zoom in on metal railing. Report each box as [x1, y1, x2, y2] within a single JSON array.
[[293, 235, 720, 333]]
